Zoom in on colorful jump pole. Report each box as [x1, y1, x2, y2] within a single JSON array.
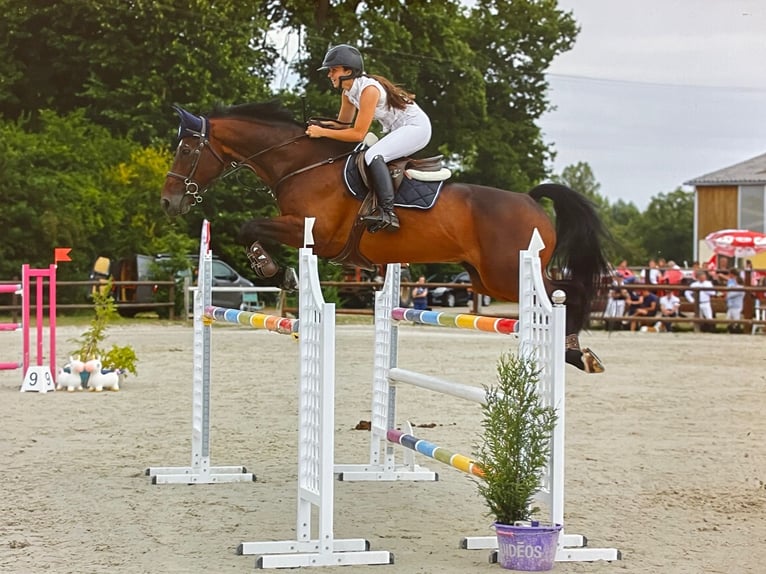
[[0, 284, 22, 371], [391, 307, 518, 335], [386, 428, 485, 479], [204, 306, 298, 335]]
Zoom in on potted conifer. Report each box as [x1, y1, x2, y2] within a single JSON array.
[[474, 351, 560, 571]]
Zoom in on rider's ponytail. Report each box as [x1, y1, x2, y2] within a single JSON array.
[[368, 74, 415, 110]]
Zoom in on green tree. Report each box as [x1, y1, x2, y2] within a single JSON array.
[[0, 110, 138, 281], [0, 0, 275, 144], [636, 189, 694, 264], [551, 161, 608, 209], [272, 0, 578, 192]]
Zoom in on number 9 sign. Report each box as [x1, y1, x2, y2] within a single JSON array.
[[21, 366, 55, 393]]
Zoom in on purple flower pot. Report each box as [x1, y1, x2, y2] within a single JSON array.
[[495, 522, 562, 571]]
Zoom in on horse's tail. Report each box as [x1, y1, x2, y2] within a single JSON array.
[[528, 183, 611, 331]]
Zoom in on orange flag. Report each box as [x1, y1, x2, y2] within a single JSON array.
[[54, 247, 72, 263]]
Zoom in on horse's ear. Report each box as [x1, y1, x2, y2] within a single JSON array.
[[173, 105, 205, 138]]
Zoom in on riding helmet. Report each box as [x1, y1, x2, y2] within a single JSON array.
[[318, 44, 364, 76]]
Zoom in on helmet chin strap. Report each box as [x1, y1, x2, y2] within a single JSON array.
[[336, 70, 362, 92]]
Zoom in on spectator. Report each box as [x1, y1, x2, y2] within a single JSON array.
[[659, 290, 681, 332], [604, 274, 629, 331], [685, 270, 717, 332], [741, 259, 761, 286], [725, 269, 745, 333], [640, 259, 662, 285], [631, 289, 658, 332], [615, 260, 636, 283], [626, 289, 644, 322], [412, 275, 429, 311]]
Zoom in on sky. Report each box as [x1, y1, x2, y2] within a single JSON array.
[[540, 0, 766, 208]]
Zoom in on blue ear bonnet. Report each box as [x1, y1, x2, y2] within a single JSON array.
[[173, 105, 208, 140]]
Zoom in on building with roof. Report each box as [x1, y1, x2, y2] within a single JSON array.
[[685, 151, 766, 264]]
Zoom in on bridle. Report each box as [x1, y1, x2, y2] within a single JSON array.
[[166, 117, 354, 208]]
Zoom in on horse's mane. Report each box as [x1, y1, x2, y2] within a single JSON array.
[[209, 101, 301, 127]]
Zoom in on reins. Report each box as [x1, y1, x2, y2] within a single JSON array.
[[168, 123, 353, 206]]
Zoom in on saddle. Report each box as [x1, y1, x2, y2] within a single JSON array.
[[353, 133, 451, 192]]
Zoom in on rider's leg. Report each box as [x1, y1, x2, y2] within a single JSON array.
[[361, 155, 399, 231]]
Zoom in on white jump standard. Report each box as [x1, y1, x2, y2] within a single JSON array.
[[336, 229, 620, 564], [145, 220, 255, 484]]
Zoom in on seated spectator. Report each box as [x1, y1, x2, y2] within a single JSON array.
[[615, 260, 636, 283], [631, 289, 658, 331], [626, 289, 643, 319], [640, 259, 662, 285], [659, 290, 681, 332], [604, 274, 629, 331]]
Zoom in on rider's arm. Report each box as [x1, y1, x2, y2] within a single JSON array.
[[306, 86, 379, 143]]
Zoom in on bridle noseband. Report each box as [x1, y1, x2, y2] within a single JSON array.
[[166, 117, 353, 208], [166, 117, 233, 207]]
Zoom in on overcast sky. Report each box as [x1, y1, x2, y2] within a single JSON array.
[[540, 0, 766, 208]]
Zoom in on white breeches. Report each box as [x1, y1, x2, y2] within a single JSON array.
[[364, 118, 432, 164]]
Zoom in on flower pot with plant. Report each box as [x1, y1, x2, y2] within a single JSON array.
[[474, 351, 560, 571]]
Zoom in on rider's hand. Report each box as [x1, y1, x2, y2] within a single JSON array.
[[306, 125, 323, 138]]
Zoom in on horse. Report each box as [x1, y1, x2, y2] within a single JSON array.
[[161, 101, 611, 372]]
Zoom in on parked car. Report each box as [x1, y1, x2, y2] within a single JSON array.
[[427, 271, 491, 308], [90, 253, 255, 317]]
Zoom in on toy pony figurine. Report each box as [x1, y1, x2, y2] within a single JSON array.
[[84, 357, 120, 392], [56, 356, 85, 392]]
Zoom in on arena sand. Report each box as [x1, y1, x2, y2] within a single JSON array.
[[1, 322, 765, 574]]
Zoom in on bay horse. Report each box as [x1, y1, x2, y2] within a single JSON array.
[[161, 102, 610, 372]]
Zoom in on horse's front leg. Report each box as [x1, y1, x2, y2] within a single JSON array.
[[237, 216, 305, 290]]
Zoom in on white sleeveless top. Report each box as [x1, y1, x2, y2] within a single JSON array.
[[344, 76, 427, 133]]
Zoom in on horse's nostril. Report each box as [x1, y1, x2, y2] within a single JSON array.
[[160, 198, 170, 211]]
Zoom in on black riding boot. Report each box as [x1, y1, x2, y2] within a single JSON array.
[[361, 155, 400, 232]]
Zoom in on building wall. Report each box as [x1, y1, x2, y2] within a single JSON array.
[[696, 185, 738, 240]]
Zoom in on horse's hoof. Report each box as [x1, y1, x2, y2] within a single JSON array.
[[581, 348, 605, 374]]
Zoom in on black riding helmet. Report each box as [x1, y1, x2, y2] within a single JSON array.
[[318, 44, 364, 87]]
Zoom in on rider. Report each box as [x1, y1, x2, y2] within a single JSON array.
[[306, 44, 432, 232]]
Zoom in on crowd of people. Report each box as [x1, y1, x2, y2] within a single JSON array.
[[604, 257, 761, 333]]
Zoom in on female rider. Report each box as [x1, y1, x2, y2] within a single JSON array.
[[305, 44, 432, 232]]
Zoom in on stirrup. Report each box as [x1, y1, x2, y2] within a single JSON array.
[[247, 242, 279, 278], [361, 208, 399, 234]]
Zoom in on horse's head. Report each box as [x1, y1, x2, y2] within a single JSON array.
[[161, 106, 228, 216]]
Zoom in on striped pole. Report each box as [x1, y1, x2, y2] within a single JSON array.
[[391, 307, 518, 335], [204, 306, 299, 335], [386, 429, 485, 479]]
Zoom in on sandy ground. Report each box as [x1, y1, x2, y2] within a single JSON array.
[[1, 319, 765, 574]]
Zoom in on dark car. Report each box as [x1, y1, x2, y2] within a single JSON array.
[[427, 271, 491, 308], [90, 253, 255, 317], [168, 254, 257, 311]]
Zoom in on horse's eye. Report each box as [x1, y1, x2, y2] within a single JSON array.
[[181, 146, 192, 156]]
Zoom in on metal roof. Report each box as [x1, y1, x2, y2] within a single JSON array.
[[685, 151, 766, 186]]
